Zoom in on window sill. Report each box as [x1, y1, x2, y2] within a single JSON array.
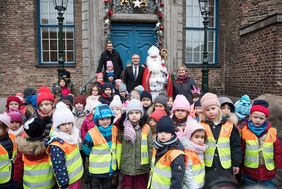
[[185, 64, 221, 68], [35, 63, 76, 68]]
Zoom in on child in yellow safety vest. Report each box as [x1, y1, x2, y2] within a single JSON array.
[[180, 119, 207, 189], [0, 113, 17, 188], [82, 103, 119, 189], [241, 99, 282, 188], [48, 102, 83, 189], [120, 99, 153, 189], [200, 93, 242, 176], [14, 116, 56, 189], [148, 116, 186, 189]]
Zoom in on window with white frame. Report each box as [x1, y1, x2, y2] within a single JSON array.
[[185, 0, 217, 64], [39, 0, 75, 64]]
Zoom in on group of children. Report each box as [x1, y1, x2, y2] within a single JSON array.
[[0, 79, 281, 189]]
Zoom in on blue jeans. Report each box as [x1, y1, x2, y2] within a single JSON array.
[[242, 175, 275, 189]]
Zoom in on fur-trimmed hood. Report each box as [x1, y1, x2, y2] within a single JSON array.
[[16, 136, 47, 156], [227, 113, 238, 126]]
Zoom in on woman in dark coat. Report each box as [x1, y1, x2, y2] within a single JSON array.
[[172, 64, 198, 104]]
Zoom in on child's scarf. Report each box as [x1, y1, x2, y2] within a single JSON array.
[[247, 120, 268, 137]]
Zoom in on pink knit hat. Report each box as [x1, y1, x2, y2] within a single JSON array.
[[8, 111, 23, 124], [106, 60, 113, 68], [200, 92, 220, 110], [171, 94, 191, 113], [183, 119, 206, 139]]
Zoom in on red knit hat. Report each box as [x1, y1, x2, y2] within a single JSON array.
[[6, 96, 22, 109], [8, 111, 23, 124], [150, 109, 167, 122], [250, 99, 269, 117], [37, 86, 54, 106], [74, 95, 87, 107]]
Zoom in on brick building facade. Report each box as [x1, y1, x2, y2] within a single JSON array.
[[0, 0, 281, 98]]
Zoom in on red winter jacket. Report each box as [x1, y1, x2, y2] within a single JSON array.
[[241, 123, 282, 180], [80, 113, 95, 140]]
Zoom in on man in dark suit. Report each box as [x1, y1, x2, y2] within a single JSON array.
[[123, 54, 145, 92]]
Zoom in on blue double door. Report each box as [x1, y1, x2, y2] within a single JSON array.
[[111, 23, 157, 67]]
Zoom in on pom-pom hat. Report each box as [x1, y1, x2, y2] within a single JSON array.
[[0, 113, 11, 128], [250, 99, 269, 117], [52, 102, 75, 129]]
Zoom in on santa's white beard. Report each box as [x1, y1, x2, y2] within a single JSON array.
[[146, 55, 162, 74]]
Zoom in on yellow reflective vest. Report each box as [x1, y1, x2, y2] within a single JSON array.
[[23, 154, 55, 189], [0, 134, 17, 184], [88, 126, 120, 174], [148, 148, 185, 189], [141, 124, 150, 165], [184, 150, 205, 188], [241, 126, 276, 171], [201, 122, 233, 169], [49, 141, 84, 185]]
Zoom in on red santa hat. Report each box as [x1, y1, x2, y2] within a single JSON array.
[[147, 45, 160, 57]]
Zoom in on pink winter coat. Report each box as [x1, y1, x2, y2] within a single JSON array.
[[80, 113, 95, 140]]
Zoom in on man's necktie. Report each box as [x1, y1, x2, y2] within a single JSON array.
[[134, 66, 138, 80]]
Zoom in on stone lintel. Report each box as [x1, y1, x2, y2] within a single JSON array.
[[240, 14, 282, 36], [111, 14, 158, 23]]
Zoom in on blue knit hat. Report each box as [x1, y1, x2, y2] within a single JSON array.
[[93, 104, 114, 126], [234, 95, 251, 120]]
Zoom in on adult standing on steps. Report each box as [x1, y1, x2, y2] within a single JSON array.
[[123, 54, 145, 93], [97, 41, 123, 79]]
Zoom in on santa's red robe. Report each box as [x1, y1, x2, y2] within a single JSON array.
[[142, 66, 173, 97]]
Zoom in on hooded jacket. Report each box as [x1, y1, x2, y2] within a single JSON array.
[[13, 136, 50, 183]]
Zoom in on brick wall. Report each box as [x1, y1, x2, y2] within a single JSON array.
[[221, 0, 282, 98], [0, 0, 82, 97]]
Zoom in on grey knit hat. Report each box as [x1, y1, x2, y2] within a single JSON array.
[[154, 95, 168, 107], [119, 83, 127, 93], [126, 99, 144, 118]]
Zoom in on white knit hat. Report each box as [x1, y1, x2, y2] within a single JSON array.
[[147, 45, 160, 57], [110, 95, 123, 112], [52, 102, 75, 129], [0, 113, 11, 128]]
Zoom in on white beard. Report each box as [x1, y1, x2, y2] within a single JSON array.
[[146, 55, 162, 74]]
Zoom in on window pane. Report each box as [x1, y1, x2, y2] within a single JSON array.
[[50, 40, 57, 50], [43, 51, 49, 62], [66, 40, 73, 50], [50, 51, 57, 62], [42, 40, 49, 50], [50, 28, 57, 39], [66, 51, 74, 62], [42, 28, 49, 39]]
